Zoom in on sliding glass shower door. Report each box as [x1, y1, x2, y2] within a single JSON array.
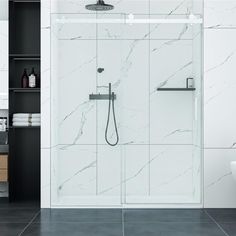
[[50, 13, 202, 207]]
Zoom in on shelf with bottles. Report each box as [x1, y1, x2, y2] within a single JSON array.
[[9, 66, 40, 89]]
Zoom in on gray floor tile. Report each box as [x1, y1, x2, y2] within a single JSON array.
[[124, 222, 226, 236], [33, 209, 122, 223], [0, 223, 28, 236], [123, 209, 213, 223], [206, 209, 236, 223], [206, 209, 236, 214], [0, 209, 39, 223], [22, 222, 123, 236], [219, 223, 236, 236], [0, 201, 39, 210]]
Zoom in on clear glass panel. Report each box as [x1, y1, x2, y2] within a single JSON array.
[[123, 20, 202, 204], [51, 13, 124, 206], [51, 13, 202, 207]]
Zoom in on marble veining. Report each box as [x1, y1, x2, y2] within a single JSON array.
[[58, 56, 96, 81], [204, 1, 236, 29], [71, 103, 95, 144], [58, 160, 96, 191], [206, 171, 232, 189], [205, 51, 235, 74], [157, 61, 192, 89], [59, 101, 95, 148], [99, 149, 166, 195], [164, 129, 192, 139], [155, 166, 193, 190], [204, 29, 236, 151], [230, 142, 236, 149], [59, 101, 92, 125]]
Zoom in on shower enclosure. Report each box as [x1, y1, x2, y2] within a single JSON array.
[[50, 12, 203, 207]]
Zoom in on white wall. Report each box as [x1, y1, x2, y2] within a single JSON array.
[[204, 0, 236, 208], [0, 0, 8, 20]]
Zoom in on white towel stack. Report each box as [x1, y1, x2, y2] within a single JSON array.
[[12, 113, 41, 127]]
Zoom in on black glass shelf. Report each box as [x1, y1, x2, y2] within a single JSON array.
[[157, 88, 196, 91], [9, 0, 40, 3], [9, 54, 40, 59], [9, 126, 40, 129], [10, 88, 40, 93]]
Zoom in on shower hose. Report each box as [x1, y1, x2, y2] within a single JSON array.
[[105, 83, 119, 146]]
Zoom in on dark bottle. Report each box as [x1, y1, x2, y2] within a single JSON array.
[[36, 72, 40, 88], [28, 67, 36, 88], [21, 68, 28, 88]]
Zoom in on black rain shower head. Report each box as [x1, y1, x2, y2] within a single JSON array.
[[85, 0, 114, 11]]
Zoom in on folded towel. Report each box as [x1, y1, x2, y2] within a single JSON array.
[[13, 113, 41, 118], [30, 122, 41, 125], [13, 113, 30, 117], [13, 122, 40, 127], [12, 118, 41, 122], [32, 114, 41, 118]]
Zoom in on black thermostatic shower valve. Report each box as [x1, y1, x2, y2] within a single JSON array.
[[89, 93, 116, 100]]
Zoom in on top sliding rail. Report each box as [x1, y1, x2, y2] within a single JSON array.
[[55, 18, 203, 24]]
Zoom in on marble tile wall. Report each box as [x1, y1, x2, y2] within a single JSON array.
[[204, 0, 236, 208], [42, 0, 205, 208]]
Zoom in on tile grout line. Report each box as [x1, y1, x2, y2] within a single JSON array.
[[18, 210, 41, 236], [122, 209, 125, 236], [204, 210, 230, 236]]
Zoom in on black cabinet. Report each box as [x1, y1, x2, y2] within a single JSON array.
[[9, 0, 40, 202]]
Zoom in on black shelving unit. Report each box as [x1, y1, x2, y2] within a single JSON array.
[[9, 0, 40, 202]]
